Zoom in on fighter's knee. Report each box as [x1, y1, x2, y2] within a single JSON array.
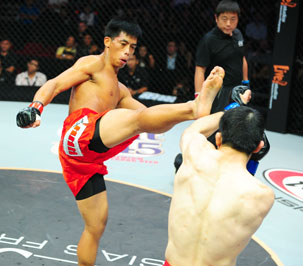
[[85, 216, 108, 239]]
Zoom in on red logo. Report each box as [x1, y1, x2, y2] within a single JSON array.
[[272, 65, 289, 86], [281, 0, 297, 7], [264, 169, 303, 202]]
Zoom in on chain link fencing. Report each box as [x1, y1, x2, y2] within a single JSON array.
[[0, 0, 301, 134]]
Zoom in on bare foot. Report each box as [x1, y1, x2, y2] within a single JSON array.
[[193, 66, 225, 118]]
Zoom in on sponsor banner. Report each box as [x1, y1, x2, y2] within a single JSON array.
[[264, 168, 303, 203], [266, 0, 301, 132]]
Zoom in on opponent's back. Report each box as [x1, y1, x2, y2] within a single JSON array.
[[165, 133, 274, 266]]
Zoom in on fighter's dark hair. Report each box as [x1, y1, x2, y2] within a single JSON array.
[[104, 15, 142, 39], [219, 106, 264, 155], [215, 0, 241, 16]]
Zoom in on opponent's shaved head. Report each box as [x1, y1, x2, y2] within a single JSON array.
[[219, 106, 264, 154]]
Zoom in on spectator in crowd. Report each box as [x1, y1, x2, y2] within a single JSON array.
[[18, 0, 40, 25], [15, 58, 47, 86], [158, 40, 186, 95], [137, 44, 155, 69], [194, 0, 249, 113], [78, 5, 97, 26], [75, 21, 89, 45], [178, 41, 193, 71], [173, 78, 193, 103], [47, 0, 69, 13], [0, 58, 14, 86], [0, 39, 17, 74], [76, 33, 101, 59], [245, 12, 268, 54], [118, 53, 149, 99], [56, 35, 77, 61]]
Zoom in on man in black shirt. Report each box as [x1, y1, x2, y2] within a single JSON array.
[[118, 53, 149, 99], [0, 58, 14, 86], [174, 0, 251, 173], [194, 0, 249, 113], [0, 39, 17, 75]]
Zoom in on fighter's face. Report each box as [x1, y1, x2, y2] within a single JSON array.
[[108, 32, 138, 68], [216, 12, 238, 36]]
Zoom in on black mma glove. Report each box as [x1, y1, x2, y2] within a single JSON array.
[[251, 132, 270, 162], [224, 85, 251, 111], [174, 153, 183, 173], [247, 132, 270, 175], [231, 85, 250, 106], [16, 101, 44, 128]]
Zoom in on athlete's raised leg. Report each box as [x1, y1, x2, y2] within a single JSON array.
[[99, 66, 224, 148]]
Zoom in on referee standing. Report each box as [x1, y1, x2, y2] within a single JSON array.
[[194, 0, 249, 113]]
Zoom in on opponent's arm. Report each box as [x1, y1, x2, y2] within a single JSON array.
[[116, 82, 146, 110], [242, 56, 249, 84], [16, 56, 94, 128]]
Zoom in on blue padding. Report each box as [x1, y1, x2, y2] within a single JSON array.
[[224, 102, 240, 111], [247, 159, 259, 175]]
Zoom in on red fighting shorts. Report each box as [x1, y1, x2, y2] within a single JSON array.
[[58, 108, 138, 196], [163, 261, 171, 266]]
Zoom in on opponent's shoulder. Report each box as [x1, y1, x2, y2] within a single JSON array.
[[255, 179, 275, 202], [181, 131, 217, 167], [242, 176, 275, 207]]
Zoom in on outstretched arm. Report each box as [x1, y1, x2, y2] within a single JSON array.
[[33, 56, 93, 106], [242, 56, 248, 81], [16, 56, 96, 128]]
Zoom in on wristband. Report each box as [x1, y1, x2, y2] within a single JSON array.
[[246, 159, 259, 176], [29, 101, 44, 115], [194, 92, 200, 98], [224, 102, 240, 111], [242, 80, 250, 85]]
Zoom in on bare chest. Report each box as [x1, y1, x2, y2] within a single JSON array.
[[70, 73, 120, 113]]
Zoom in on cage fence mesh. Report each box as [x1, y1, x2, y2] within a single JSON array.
[[0, 0, 301, 134]]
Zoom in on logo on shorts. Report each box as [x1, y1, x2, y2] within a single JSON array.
[[63, 116, 89, 157], [263, 168, 303, 202]]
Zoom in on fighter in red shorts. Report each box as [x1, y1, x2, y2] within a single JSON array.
[[16, 16, 224, 266]]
